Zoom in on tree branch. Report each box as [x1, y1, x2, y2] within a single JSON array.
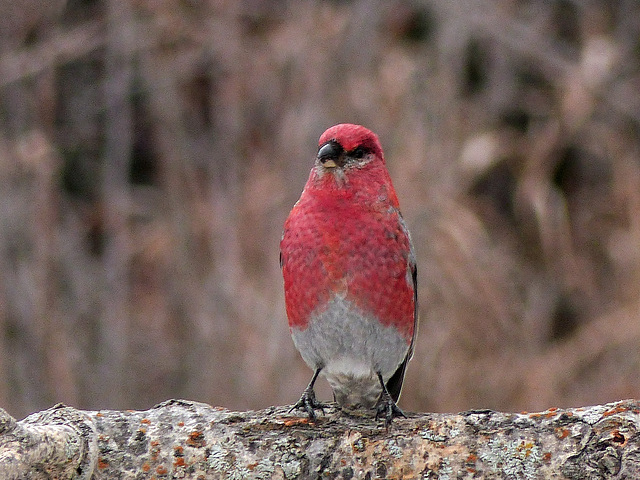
[[1, 399, 639, 479]]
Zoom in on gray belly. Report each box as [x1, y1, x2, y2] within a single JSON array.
[[291, 295, 409, 408]]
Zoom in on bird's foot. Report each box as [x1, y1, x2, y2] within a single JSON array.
[[290, 388, 328, 421], [375, 390, 406, 428]]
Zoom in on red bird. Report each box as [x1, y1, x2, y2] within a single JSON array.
[[280, 124, 417, 425]]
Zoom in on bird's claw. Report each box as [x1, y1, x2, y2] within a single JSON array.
[[375, 391, 406, 428], [290, 388, 327, 421]]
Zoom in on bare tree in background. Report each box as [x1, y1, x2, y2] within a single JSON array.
[[0, 0, 639, 420]]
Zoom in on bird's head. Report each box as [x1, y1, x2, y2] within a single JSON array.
[[315, 124, 385, 176]]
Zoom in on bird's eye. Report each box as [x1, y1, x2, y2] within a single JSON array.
[[351, 147, 368, 159]]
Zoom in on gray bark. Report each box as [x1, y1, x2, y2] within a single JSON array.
[[1, 399, 639, 479]]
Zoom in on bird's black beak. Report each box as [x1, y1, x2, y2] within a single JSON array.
[[317, 140, 345, 168]]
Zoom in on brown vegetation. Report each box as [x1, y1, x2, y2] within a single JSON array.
[[0, 0, 639, 420]]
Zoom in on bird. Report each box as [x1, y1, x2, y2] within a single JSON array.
[[280, 123, 417, 426]]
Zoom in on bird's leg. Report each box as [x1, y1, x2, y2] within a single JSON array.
[[375, 372, 406, 428], [290, 367, 328, 421]]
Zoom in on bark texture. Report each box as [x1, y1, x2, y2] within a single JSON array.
[[1, 399, 639, 479]]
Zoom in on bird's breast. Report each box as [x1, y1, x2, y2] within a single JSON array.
[[281, 195, 414, 339]]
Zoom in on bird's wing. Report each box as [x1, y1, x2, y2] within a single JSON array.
[[385, 213, 418, 403]]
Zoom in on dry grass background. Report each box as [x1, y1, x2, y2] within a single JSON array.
[[0, 0, 639, 420]]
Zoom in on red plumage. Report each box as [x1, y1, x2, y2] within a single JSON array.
[[280, 124, 417, 425]]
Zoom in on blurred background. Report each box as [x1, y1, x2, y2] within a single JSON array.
[[0, 0, 639, 420]]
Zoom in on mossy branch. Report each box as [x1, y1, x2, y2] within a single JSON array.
[[1, 399, 639, 479]]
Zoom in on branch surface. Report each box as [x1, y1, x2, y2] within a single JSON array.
[[1, 399, 640, 479]]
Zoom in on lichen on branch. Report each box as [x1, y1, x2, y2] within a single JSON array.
[[1, 399, 639, 479]]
